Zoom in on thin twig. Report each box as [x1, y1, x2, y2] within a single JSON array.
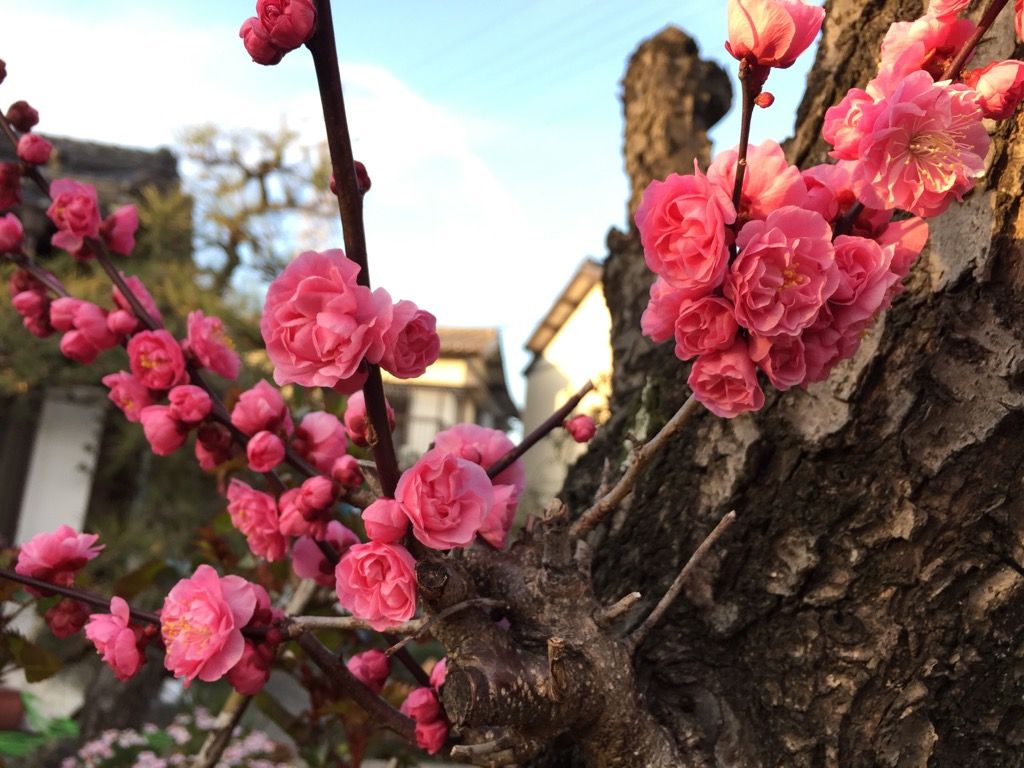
[[286, 615, 423, 636], [0, 567, 160, 625], [730, 60, 757, 220], [629, 511, 737, 650], [487, 380, 595, 479], [595, 592, 642, 627], [570, 395, 700, 538], [384, 598, 507, 657]]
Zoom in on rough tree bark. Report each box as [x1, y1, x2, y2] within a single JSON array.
[[554, 2, 1024, 767]]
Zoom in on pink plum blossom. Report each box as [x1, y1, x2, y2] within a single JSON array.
[[335, 542, 417, 631], [247, 430, 285, 472], [100, 205, 138, 256], [139, 406, 187, 456], [726, 206, 838, 337], [47, 179, 100, 254], [748, 333, 808, 390], [185, 311, 241, 380], [430, 658, 447, 689], [127, 330, 187, 390], [830, 235, 900, 330], [16, 133, 51, 165], [708, 140, 807, 222], [362, 498, 408, 543], [106, 309, 138, 336], [230, 380, 292, 436], [102, 372, 153, 423], [16, 524, 103, 588], [851, 71, 988, 218], [240, 17, 284, 65], [261, 250, 392, 388], [688, 342, 765, 418], [113, 274, 162, 325], [822, 88, 876, 162], [292, 520, 360, 586], [379, 301, 441, 379], [50, 298, 119, 364], [725, 0, 825, 69], [641, 278, 689, 343], [84, 597, 143, 681], [564, 414, 597, 443], [293, 411, 347, 474], [965, 60, 1024, 120], [226, 479, 287, 562], [876, 14, 975, 90], [673, 296, 739, 360], [0, 213, 22, 252], [278, 476, 336, 539], [635, 165, 736, 295], [167, 385, 212, 425], [347, 649, 390, 694], [256, 0, 317, 49], [401, 687, 441, 723], [160, 565, 259, 685]]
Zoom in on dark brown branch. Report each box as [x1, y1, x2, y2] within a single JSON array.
[[629, 510, 737, 650], [941, 0, 1010, 82], [384, 598, 507, 657], [730, 59, 758, 217], [487, 380, 595, 479], [296, 632, 416, 743], [0, 567, 161, 625]]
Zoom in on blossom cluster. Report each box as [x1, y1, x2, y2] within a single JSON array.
[[639, 0, 1023, 418]]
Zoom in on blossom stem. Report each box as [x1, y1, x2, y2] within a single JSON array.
[[487, 380, 595, 480], [0, 112, 49, 195], [628, 510, 737, 650], [296, 632, 416, 742], [730, 60, 758, 221], [287, 615, 424, 636], [570, 395, 700, 538], [5, 251, 69, 298], [941, 0, 1011, 82], [0, 567, 161, 625], [306, 0, 403, 497]]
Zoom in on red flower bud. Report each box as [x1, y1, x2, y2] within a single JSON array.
[[6, 100, 39, 132]]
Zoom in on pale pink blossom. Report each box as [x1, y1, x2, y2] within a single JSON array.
[[100, 206, 138, 256], [401, 687, 441, 723], [240, 17, 284, 65], [876, 14, 975, 90], [261, 249, 392, 388], [379, 301, 441, 379], [167, 385, 212, 425], [433, 423, 527, 549], [852, 71, 988, 218], [415, 719, 449, 755], [17, 133, 52, 165], [12, 290, 51, 337], [16, 525, 103, 589], [673, 296, 739, 360], [362, 498, 408, 543], [331, 454, 364, 488], [84, 597, 143, 681], [139, 406, 187, 456], [564, 414, 597, 443], [876, 216, 930, 279], [113, 274, 163, 325], [0, 213, 22, 252], [45, 598, 89, 639], [725, 0, 825, 69], [47, 179, 100, 254], [641, 277, 689, 343], [293, 411, 347, 473], [335, 542, 417, 631], [343, 390, 395, 446], [161, 566, 259, 685], [292, 520, 360, 585], [185, 311, 241, 380], [822, 88, 875, 161], [247, 430, 285, 472], [106, 309, 138, 336], [128, 330, 187, 390], [347, 649, 390, 694], [726, 206, 838, 337], [635, 165, 736, 295], [830, 235, 900, 330], [102, 372, 153, 423], [256, 0, 317, 49], [226, 479, 286, 562], [748, 333, 807, 390], [965, 60, 1024, 120], [230, 380, 292, 436], [801, 162, 892, 234], [708, 140, 807, 222], [928, 0, 972, 17], [688, 342, 765, 418]]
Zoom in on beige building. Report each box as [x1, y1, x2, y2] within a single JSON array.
[[383, 327, 518, 467], [521, 259, 612, 513]]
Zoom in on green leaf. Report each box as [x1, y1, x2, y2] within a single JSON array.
[[0, 731, 47, 757], [113, 559, 168, 600], [8, 636, 61, 683]]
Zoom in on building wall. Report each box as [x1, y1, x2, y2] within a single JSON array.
[[522, 283, 612, 513]]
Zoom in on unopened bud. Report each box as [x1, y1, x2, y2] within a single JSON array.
[[0, 60, 7, 86], [354, 161, 371, 193], [754, 91, 775, 109], [7, 100, 38, 132]]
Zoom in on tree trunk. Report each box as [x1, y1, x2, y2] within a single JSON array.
[[560, 3, 1024, 766]]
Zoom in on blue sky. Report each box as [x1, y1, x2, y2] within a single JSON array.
[[0, 1, 818, 404]]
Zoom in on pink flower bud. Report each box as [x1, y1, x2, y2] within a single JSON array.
[[563, 414, 597, 443], [105, 309, 136, 336], [347, 649, 390, 693], [299, 475, 335, 512], [231, 380, 292, 436], [12, 291, 46, 323], [331, 454, 363, 488], [84, 597, 144, 681], [186, 310, 241, 380], [46, 598, 90, 639], [429, 657, 447, 690], [16, 133, 52, 165], [354, 161, 371, 193], [247, 430, 285, 472], [226, 641, 271, 695], [965, 60, 1024, 120], [361, 498, 408, 543], [755, 91, 775, 108], [256, 0, 317, 49], [240, 17, 285, 65], [401, 687, 441, 723], [139, 405, 187, 456], [226, 479, 286, 561], [6, 100, 39, 132], [102, 371, 153, 423], [293, 411, 347, 474], [380, 301, 440, 379], [725, 0, 824, 69], [168, 385, 213, 425], [414, 718, 449, 755], [101, 205, 138, 256]]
